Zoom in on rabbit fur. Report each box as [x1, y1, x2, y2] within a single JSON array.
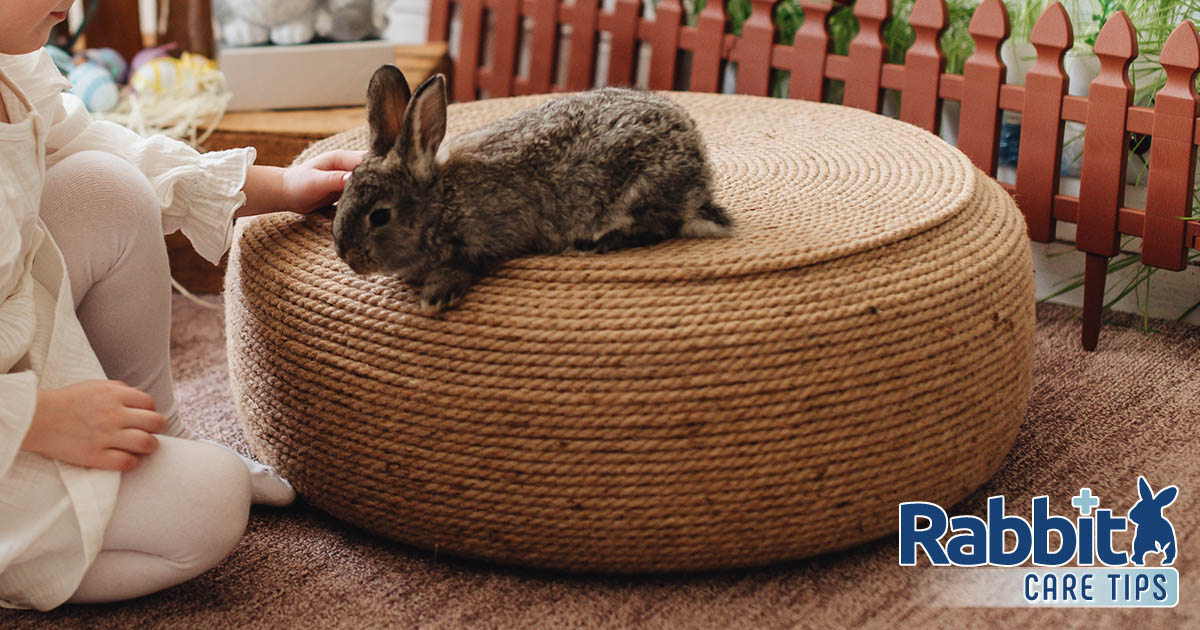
[[333, 65, 734, 313]]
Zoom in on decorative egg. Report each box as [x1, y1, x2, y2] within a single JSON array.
[[68, 62, 120, 112], [130, 57, 184, 95], [130, 53, 222, 97], [130, 42, 179, 76], [79, 47, 128, 83]]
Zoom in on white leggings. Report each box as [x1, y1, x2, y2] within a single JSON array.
[[39, 151, 253, 603]]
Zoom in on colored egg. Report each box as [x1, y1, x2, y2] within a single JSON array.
[[79, 47, 128, 83], [130, 57, 183, 95], [130, 42, 179, 75], [68, 62, 120, 112]]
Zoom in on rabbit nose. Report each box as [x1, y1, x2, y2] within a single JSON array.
[[343, 250, 372, 274]]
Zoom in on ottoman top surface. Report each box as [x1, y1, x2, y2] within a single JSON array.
[[296, 91, 979, 281], [452, 92, 973, 278]]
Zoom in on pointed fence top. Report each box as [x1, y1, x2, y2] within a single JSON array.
[[1093, 11, 1137, 60], [1161, 21, 1200, 71], [854, 0, 889, 22], [910, 0, 947, 32], [968, 0, 1010, 40], [1030, 2, 1073, 51]]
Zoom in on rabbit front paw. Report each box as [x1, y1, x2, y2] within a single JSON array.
[[418, 267, 479, 314]]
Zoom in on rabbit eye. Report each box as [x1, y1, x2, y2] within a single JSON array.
[[369, 208, 391, 227]]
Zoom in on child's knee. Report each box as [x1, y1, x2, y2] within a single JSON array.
[[41, 150, 160, 238]]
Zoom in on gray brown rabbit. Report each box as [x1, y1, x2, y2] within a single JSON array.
[[333, 64, 734, 313]]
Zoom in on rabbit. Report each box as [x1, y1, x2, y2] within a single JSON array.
[[332, 64, 734, 314], [1128, 476, 1178, 566]]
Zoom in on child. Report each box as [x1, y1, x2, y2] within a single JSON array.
[[1, 2, 365, 609]]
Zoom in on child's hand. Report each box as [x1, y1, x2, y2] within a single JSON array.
[[21, 380, 167, 471], [282, 150, 367, 214], [238, 150, 367, 218]]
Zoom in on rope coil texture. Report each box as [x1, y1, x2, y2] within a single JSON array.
[[225, 92, 1036, 573]]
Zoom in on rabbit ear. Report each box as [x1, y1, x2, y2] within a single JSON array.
[[1138, 476, 1153, 501], [1155, 485, 1179, 507], [401, 74, 447, 179], [366, 65, 412, 156]]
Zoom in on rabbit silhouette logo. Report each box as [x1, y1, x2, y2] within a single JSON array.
[[1128, 476, 1178, 566]]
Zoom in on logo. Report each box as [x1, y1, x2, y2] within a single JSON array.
[[898, 476, 1180, 607], [1129, 477, 1178, 566]]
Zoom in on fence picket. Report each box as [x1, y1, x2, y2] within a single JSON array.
[[843, 0, 889, 111], [958, 0, 1008, 175], [1015, 2, 1071, 243], [428, 0, 452, 42], [900, 0, 947, 132], [689, 0, 727, 92], [649, 0, 684, 89], [1076, 12, 1136, 258], [736, 0, 778, 95], [566, 0, 601, 90], [524, 0, 560, 94], [789, 1, 836, 101], [489, 0, 523, 96], [455, 0, 486, 101], [606, 0, 641, 86], [1142, 21, 1200, 271], [1075, 11, 1137, 351]]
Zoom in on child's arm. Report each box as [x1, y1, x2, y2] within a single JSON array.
[[237, 150, 366, 218]]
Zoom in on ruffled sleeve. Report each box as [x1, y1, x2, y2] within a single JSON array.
[[0, 189, 38, 481], [12, 49, 257, 265]]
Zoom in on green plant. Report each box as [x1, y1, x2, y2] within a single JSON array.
[[1005, 0, 1051, 44], [1065, 0, 1200, 106], [882, 0, 979, 74]]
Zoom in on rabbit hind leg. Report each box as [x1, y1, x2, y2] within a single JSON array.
[[681, 201, 735, 238], [592, 211, 682, 254]]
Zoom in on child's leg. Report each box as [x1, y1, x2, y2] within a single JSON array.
[[40, 150, 178, 419], [40, 151, 294, 506], [66, 436, 251, 604]]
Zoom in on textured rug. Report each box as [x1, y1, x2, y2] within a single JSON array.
[[1, 298, 1196, 629]]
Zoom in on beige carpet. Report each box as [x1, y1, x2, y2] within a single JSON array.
[[1, 298, 1196, 629]]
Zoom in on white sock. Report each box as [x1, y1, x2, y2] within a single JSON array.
[[164, 415, 296, 507]]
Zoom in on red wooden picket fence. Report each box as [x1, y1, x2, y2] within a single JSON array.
[[427, 0, 1200, 351]]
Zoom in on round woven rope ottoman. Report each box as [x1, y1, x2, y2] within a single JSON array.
[[225, 92, 1035, 573]]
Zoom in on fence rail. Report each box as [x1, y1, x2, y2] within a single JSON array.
[[428, 0, 1200, 350]]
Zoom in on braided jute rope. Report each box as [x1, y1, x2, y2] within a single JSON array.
[[225, 92, 1035, 573]]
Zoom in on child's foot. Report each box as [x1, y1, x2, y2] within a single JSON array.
[[238, 454, 297, 507], [166, 416, 296, 506]]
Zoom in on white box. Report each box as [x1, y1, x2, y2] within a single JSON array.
[[219, 40, 397, 111], [382, 0, 431, 45]]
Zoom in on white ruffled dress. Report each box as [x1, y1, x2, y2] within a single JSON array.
[[0, 49, 255, 611]]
